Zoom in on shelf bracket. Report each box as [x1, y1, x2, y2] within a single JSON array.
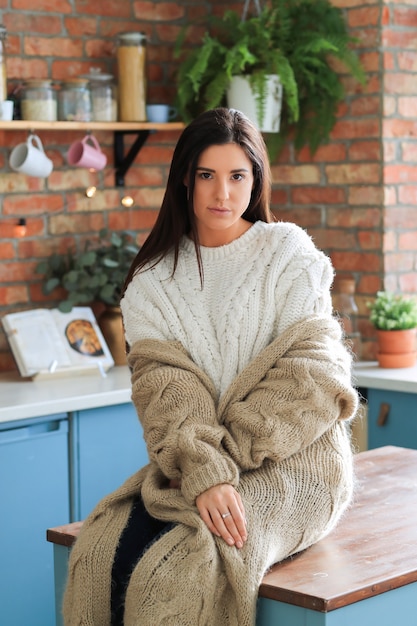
[[114, 129, 151, 187]]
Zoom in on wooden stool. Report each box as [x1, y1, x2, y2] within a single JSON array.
[[48, 446, 417, 625]]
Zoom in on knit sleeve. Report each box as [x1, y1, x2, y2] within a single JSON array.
[[220, 317, 359, 471], [128, 339, 240, 505]]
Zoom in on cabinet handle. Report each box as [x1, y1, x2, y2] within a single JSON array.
[[377, 402, 390, 427]]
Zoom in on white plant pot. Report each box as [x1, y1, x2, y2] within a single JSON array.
[[226, 74, 283, 133]]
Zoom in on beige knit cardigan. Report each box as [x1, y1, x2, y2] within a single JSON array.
[[63, 316, 358, 626]]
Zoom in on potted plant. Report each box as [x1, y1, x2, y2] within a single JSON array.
[[367, 291, 417, 368], [175, 0, 365, 155], [35, 228, 139, 364]]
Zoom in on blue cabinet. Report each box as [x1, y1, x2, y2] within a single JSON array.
[[70, 403, 147, 520], [367, 388, 417, 449], [0, 416, 69, 626]]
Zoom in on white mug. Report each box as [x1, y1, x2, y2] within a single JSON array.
[[9, 133, 53, 178], [0, 100, 14, 121], [146, 104, 177, 123]]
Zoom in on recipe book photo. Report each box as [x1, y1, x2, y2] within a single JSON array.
[[2, 306, 114, 378]]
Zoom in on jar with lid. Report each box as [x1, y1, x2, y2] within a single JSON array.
[[81, 68, 117, 122], [0, 24, 7, 102], [58, 78, 92, 122], [116, 31, 146, 121], [332, 277, 361, 359], [21, 80, 57, 121]]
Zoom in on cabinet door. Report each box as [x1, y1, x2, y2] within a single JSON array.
[[0, 416, 69, 626], [71, 403, 148, 520], [367, 389, 417, 450]]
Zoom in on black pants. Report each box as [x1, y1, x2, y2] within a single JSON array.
[[110, 496, 175, 625]]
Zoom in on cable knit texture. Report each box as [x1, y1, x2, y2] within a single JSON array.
[[121, 221, 335, 397], [63, 221, 359, 625], [63, 316, 358, 626]]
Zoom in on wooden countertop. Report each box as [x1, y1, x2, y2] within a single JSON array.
[[259, 445, 417, 610]]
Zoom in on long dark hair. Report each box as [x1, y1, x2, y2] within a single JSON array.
[[122, 107, 273, 295]]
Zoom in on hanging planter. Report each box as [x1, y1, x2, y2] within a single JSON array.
[[226, 74, 283, 132], [174, 0, 365, 155]]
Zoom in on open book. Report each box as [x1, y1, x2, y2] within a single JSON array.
[[2, 306, 114, 379]]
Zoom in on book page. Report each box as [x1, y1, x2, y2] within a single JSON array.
[[51, 307, 114, 368], [2, 309, 72, 376]]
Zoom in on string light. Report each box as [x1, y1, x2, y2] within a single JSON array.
[[85, 186, 97, 198], [14, 218, 27, 238], [121, 195, 134, 207]]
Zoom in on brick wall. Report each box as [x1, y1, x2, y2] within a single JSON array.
[[0, 0, 415, 371]]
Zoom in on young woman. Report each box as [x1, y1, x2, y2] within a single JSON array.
[[63, 108, 358, 626]]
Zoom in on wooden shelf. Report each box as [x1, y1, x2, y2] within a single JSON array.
[[0, 120, 185, 186], [0, 120, 185, 132]]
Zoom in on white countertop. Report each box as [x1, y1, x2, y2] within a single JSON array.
[[0, 366, 132, 424], [353, 361, 417, 394], [0, 361, 416, 426]]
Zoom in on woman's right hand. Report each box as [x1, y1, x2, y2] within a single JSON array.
[[196, 483, 247, 549]]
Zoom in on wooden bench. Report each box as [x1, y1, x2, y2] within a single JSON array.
[[48, 446, 417, 625]]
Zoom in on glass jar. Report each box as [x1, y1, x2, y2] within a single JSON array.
[[81, 68, 117, 122], [0, 24, 7, 102], [58, 78, 92, 121], [116, 31, 146, 121], [332, 277, 361, 359], [21, 79, 57, 121]]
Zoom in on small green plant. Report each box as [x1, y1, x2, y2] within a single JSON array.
[[175, 0, 366, 155], [36, 229, 139, 313], [367, 291, 417, 331]]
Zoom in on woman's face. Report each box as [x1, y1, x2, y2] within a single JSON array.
[[190, 142, 254, 247]]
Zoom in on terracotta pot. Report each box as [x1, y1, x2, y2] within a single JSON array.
[[98, 305, 127, 365], [376, 328, 417, 368]]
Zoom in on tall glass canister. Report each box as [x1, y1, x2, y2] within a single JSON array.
[[116, 32, 146, 121], [0, 24, 8, 102]]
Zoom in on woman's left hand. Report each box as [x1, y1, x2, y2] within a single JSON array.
[[196, 483, 247, 549]]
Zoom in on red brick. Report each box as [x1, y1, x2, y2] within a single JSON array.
[[75, 0, 131, 17], [270, 188, 289, 206], [4, 14, 62, 35], [399, 232, 417, 250], [348, 6, 380, 27], [384, 165, 417, 184], [133, 1, 185, 20], [358, 230, 382, 250], [290, 187, 346, 205], [0, 261, 39, 282], [348, 140, 381, 161], [385, 252, 414, 272], [49, 213, 106, 235], [384, 72, 417, 95], [397, 51, 417, 73], [24, 37, 83, 57], [271, 165, 320, 185], [296, 143, 347, 163], [383, 119, 417, 138], [331, 119, 380, 140], [108, 209, 159, 231], [385, 206, 417, 229], [13, 0, 71, 11], [393, 7, 417, 27], [349, 95, 380, 117], [314, 229, 356, 250], [325, 163, 380, 184], [398, 97, 417, 119], [330, 251, 382, 272], [398, 186, 417, 204], [64, 17, 98, 37], [0, 242, 15, 259], [2, 194, 64, 215], [399, 274, 417, 293], [271, 208, 322, 228], [0, 285, 29, 306], [6, 58, 49, 80], [348, 185, 383, 205], [327, 207, 382, 228]]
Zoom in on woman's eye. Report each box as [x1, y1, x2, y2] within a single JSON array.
[[232, 173, 244, 181], [198, 172, 212, 180]]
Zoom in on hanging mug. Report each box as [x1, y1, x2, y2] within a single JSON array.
[[9, 133, 53, 178], [67, 134, 107, 170]]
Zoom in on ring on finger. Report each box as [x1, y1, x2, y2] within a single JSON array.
[[221, 512, 231, 519]]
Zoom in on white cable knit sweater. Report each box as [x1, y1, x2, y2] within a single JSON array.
[[121, 220, 334, 397]]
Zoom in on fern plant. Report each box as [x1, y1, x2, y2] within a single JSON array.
[[175, 0, 366, 155]]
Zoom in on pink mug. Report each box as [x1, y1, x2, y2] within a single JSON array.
[[67, 134, 107, 170]]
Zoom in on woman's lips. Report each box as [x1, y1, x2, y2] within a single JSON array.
[[208, 206, 230, 214]]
